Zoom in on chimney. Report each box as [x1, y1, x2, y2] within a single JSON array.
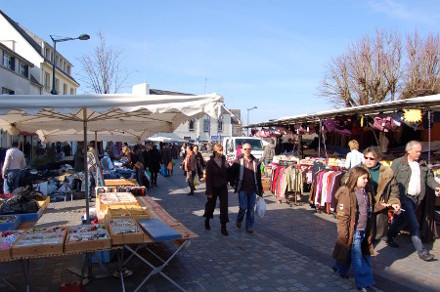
[[132, 82, 150, 95]]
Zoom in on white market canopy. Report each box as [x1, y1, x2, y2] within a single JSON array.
[[0, 93, 224, 136], [35, 128, 149, 143]]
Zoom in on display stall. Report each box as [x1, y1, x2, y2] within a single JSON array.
[[248, 95, 440, 233], [0, 93, 224, 224], [0, 192, 197, 291]]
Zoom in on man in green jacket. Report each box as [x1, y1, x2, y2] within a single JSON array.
[[386, 141, 440, 262]]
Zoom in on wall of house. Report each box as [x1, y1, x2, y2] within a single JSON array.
[[173, 113, 233, 142], [0, 16, 44, 88], [0, 66, 32, 94]]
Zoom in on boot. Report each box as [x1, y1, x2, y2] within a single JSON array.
[[204, 218, 210, 230], [221, 224, 228, 236]]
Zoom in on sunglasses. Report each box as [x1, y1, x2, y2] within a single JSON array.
[[364, 156, 376, 161], [242, 148, 251, 151]]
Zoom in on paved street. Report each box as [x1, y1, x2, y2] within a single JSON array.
[[0, 162, 439, 291]]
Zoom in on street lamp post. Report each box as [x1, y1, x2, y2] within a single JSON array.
[[246, 106, 257, 136], [50, 34, 90, 95]]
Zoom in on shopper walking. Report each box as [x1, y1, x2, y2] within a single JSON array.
[[385, 140, 439, 261], [2, 141, 26, 194], [145, 144, 161, 187], [183, 145, 197, 196], [193, 145, 205, 182], [230, 143, 263, 233], [332, 166, 375, 292], [203, 144, 230, 236], [362, 146, 401, 242]]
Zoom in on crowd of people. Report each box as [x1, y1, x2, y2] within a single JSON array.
[[1, 136, 438, 292], [336, 140, 439, 291]]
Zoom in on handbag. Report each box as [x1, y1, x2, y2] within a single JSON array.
[[167, 161, 173, 170]]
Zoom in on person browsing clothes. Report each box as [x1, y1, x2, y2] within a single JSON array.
[[2, 141, 26, 194]]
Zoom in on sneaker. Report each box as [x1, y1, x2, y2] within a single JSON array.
[[246, 227, 254, 233], [419, 253, 435, 262], [385, 238, 399, 248], [221, 225, 228, 236], [236, 221, 241, 229], [358, 288, 367, 292]]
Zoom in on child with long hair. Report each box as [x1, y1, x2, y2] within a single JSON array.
[[332, 166, 375, 292]]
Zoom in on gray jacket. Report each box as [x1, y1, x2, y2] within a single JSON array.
[[391, 154, 438, 204]]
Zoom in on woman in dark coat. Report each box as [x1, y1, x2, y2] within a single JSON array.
[[193, 145, 205, 181], [332, 166, 375, 291], [146, 144, 161, 186], [203, 144, 230, 236]]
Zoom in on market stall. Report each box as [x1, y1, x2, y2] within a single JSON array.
[[0, 193, 197, 291], [247, 95, 440, 235], [0, 93, 224, 223]]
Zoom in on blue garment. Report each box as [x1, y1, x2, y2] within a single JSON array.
[[387, 197, 428, 256], [237, 191, 256, 228], [3, 169, 25, 194], [334, 231, 375, 289], [352, 231, 375, 289]]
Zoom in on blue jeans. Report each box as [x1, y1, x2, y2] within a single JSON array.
[[351, 230, 375, 289], [387, 196, 427, 256], [3, 169, 24, 194], [237, 191, 256, 228], [334, 230, 375, 289]]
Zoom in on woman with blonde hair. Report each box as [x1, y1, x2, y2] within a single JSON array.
[[345, 140, 364, 169], [332, 166, 375, 292]]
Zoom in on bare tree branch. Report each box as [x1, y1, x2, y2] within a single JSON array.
[[77, 31, 131, 94]]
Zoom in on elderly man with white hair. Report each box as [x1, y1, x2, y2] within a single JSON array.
[[385, 140, 440, 261]]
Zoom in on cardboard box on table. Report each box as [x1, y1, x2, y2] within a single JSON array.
[[0, 230, 23, 260], [64, 224, 111, 253], [11, 226, 67, 258], [107, 218, 144, 245]]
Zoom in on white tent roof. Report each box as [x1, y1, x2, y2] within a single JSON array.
[[0, 93, 223, 136]]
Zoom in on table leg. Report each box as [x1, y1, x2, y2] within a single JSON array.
[[124, 240, 190, 292], [20, 259, 30, 292], [117, 249, 126, 292]]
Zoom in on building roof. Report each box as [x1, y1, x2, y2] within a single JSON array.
[[0, 42, 34, 66], [149, 89, 194, 96]]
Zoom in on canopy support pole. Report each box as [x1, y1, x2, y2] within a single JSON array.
[[318, 119, 322, 158], [428, 110, 431, 165], [83, 108, 90, 224]]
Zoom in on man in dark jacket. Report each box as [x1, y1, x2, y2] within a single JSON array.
[[230, 143, 263, 233], [386, 140, 440, 261], [183, 145, 197, 195]]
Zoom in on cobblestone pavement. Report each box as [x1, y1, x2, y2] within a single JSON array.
[[0, 162, 438, 291]]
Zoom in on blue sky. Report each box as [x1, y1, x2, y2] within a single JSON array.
[[2, 1, 440, 124]]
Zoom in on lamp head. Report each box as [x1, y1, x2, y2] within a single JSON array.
[[78, 34, 90, 40]]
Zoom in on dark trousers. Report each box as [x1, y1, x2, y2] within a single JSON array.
[[387, 196, 428, 256], [186, 171, 196, 193], [151, 172, 158, 185], [204, 185, 229, 224]]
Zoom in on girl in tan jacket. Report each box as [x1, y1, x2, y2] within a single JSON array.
[[332, 166, 375, 292]]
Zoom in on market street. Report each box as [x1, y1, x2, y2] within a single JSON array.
[[0, 162, 439, 291]]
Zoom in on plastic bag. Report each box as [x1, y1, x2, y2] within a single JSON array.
[[194, 177, 199, 186], [160, 165, 168, 177], [255, 196, 266, 219], [167, 161, 173, 170], [145, 170, 151, 182]]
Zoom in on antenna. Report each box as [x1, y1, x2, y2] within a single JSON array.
[[143, 40, 147, 81], [204, 78, 207, 94]]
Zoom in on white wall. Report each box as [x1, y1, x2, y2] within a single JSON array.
[[173, 113, 233, 142], [0, 17, 45, 86], [0, 67, 32, 94]]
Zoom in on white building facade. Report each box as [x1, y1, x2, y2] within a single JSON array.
[[0, 10, 80, 96]]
